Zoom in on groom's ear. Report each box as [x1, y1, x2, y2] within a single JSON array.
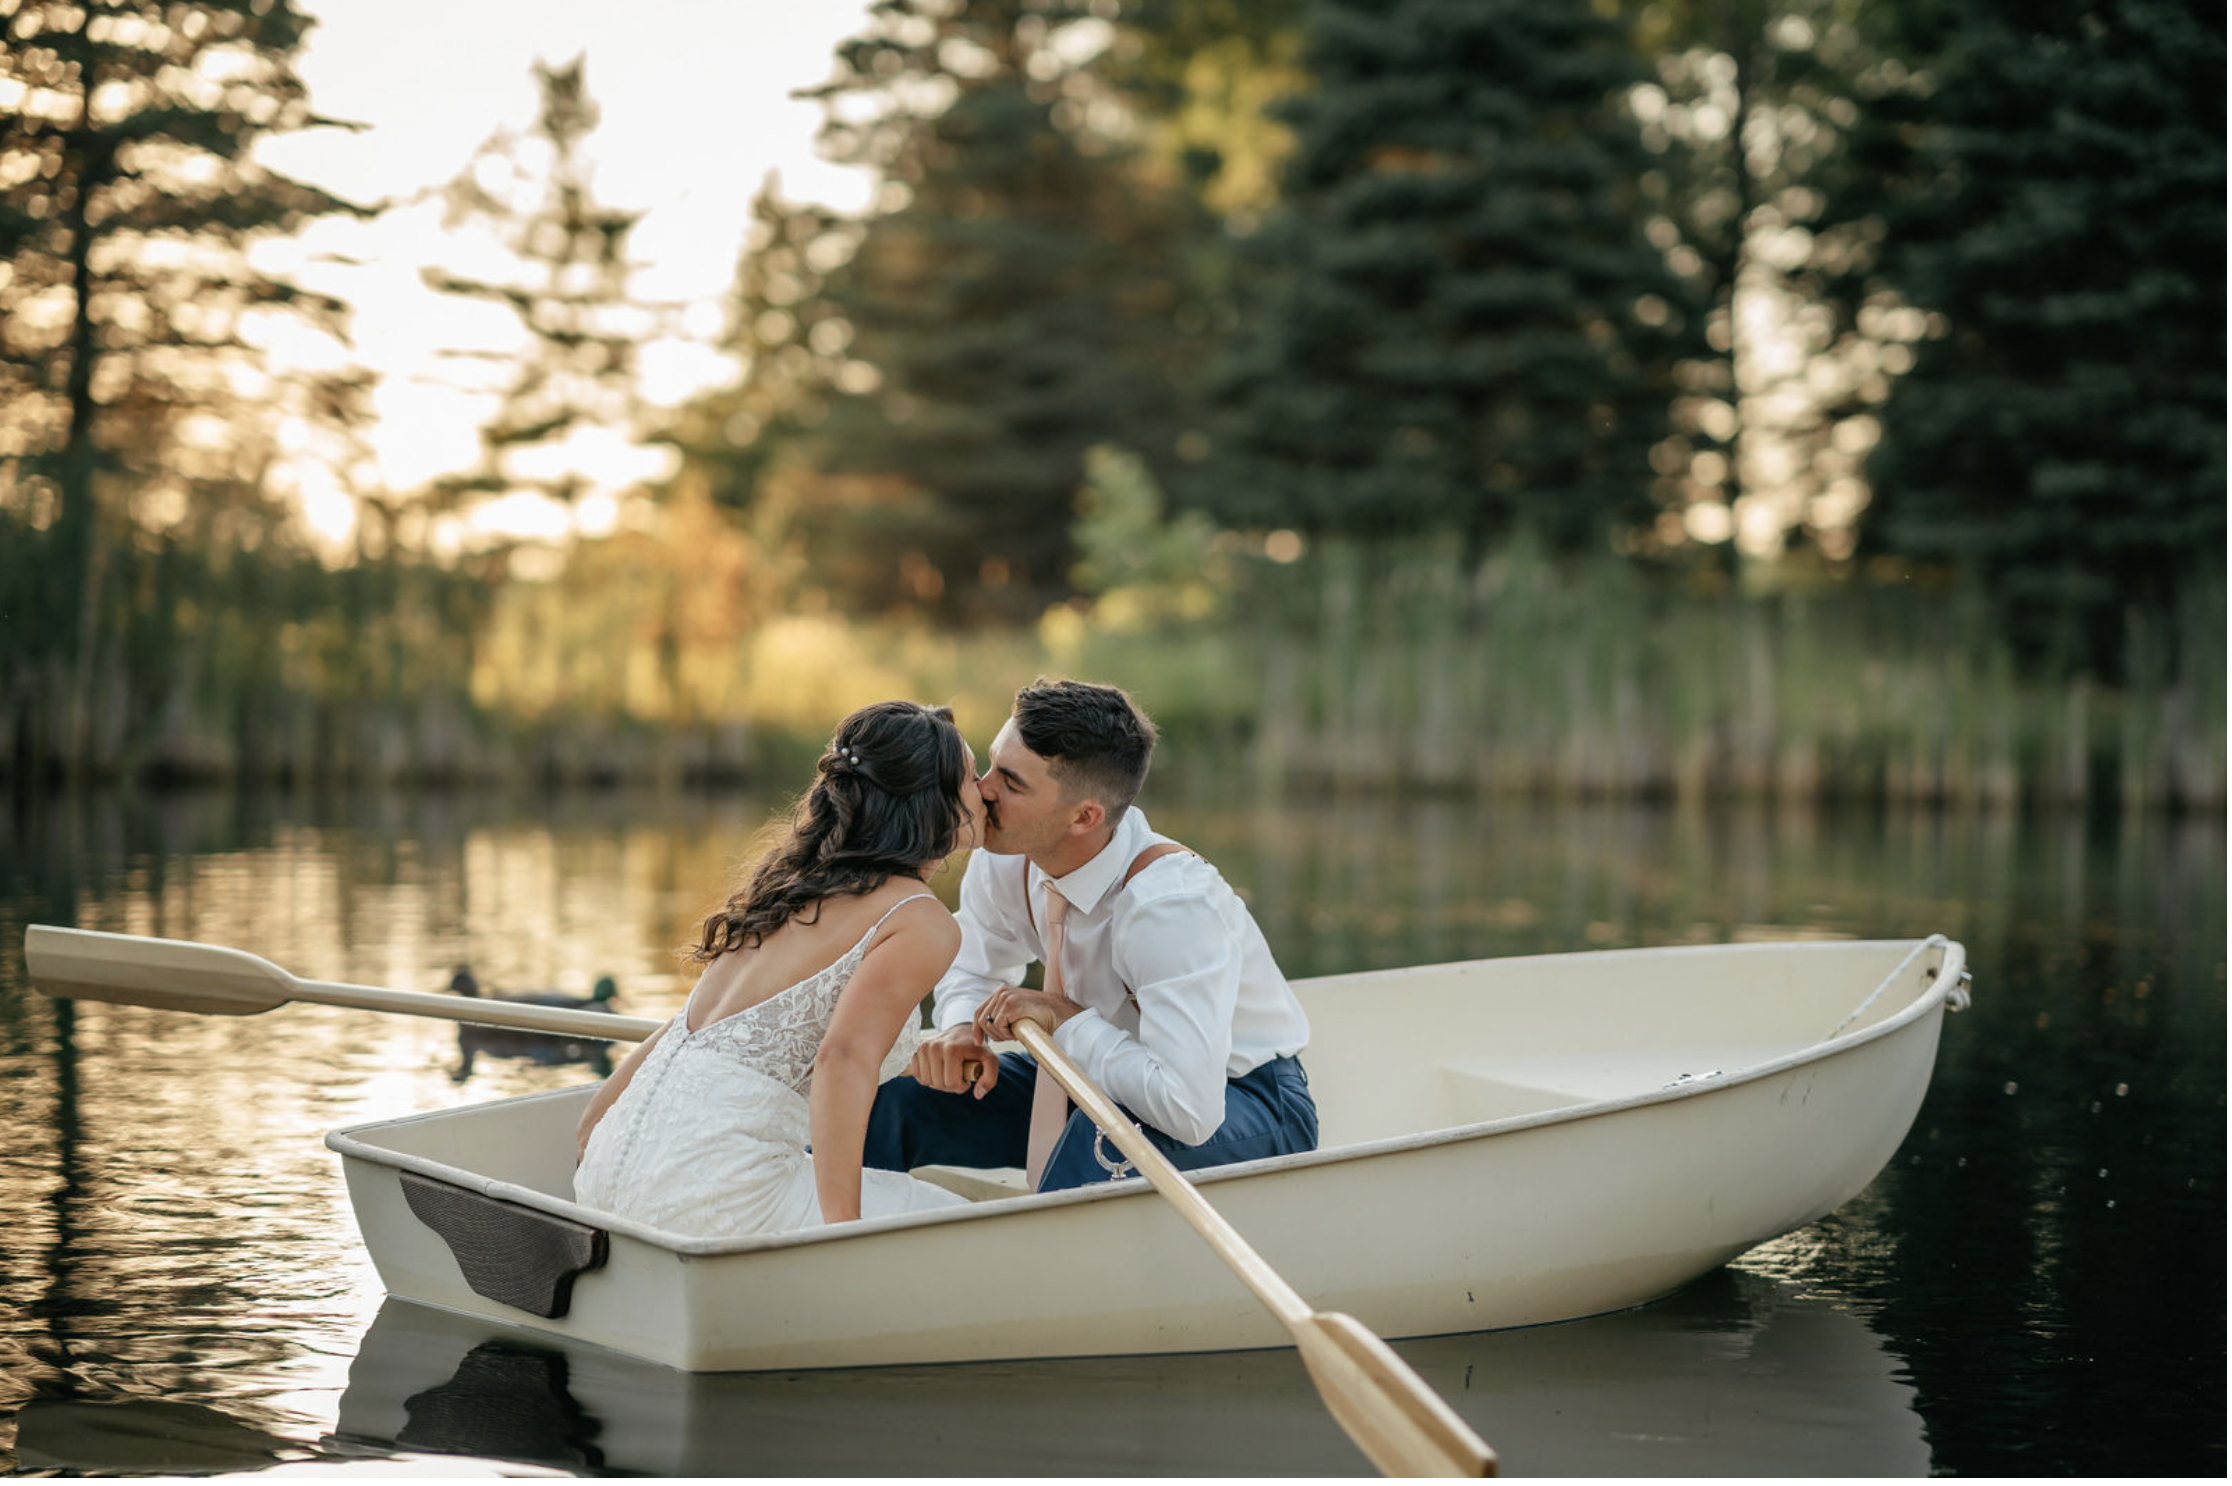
[[1065, 798, 1106, 837]]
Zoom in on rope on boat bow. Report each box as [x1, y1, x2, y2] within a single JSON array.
[[1828, 934, 1951, 1040]]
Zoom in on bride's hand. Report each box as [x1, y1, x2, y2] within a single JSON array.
[[909, 1023, 997, 1097]]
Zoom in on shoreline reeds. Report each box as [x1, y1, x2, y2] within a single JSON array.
[[3, 523, 2220, 813]]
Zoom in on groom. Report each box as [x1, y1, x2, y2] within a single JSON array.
[[862, 677, 1317, 1192]]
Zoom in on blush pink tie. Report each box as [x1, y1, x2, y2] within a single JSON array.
[[1023, 885, 1071, 1191]]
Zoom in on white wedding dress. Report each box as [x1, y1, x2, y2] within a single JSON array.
[[573, 892, 969, 1236]]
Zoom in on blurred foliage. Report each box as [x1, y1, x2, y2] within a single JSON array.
[[1115, 0, 1310, 220], [422, 55, 660, 517], [1067, 442, 1234, 627], [1855, 0, 2226, 680], [1619, 0, 1920, 568], [1190, 0, 1698, 554], [0, 0, 373, 779], [0, 503, 493, 783], [682, 0, 1211, 621], [0, 0, 2222, 801]]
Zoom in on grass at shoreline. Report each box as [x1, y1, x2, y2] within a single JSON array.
[[6, 526, 2221, 812]]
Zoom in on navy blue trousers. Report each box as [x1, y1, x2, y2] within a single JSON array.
[[863, 1052, 1317, 1192]]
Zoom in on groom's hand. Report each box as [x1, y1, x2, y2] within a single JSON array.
[[977, 986, 1083, 1042], [909, 1023, 998, 1098]]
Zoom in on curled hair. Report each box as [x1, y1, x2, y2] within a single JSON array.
[[1012, 676, 1157, 819], [691, 701, 970, 961]]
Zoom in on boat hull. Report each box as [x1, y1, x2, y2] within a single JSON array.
[[327, 937, 1962, 1371]]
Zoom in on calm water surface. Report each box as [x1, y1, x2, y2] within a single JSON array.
[[0, 785, 2222, 1477]]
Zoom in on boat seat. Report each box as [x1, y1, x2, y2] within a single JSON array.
[[913, 1165, 1031, 1202], [1438, 1047, 1797, 1125]]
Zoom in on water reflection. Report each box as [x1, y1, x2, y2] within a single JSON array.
[[14, 1396, 289, 1473], [0, 787, 2221, 1475], [326, 1270, 1924, 1478]]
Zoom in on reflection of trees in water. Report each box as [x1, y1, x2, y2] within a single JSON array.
[[1836, 867, 2228, 1478], [0, 982, 323, 1471], [10, 1396, 285, 1474], [20, 994, 83, 1413]]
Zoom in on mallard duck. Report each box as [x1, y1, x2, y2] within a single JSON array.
[[450, 968, 619, 1081]]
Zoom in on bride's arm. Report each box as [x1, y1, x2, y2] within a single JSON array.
[[810, 902, 962, 1223], [575, 1021, 669, 1162]]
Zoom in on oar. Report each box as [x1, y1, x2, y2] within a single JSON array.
[[22, 926, 662, 1042], [1002, 1017, 1497, 1477]]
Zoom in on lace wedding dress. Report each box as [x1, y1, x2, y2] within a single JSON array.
[[573, 893, 969, 1236]]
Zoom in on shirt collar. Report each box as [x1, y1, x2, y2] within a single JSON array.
[[1035, 806, 1148, 917]]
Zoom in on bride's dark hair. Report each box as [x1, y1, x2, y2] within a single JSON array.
[[690, 700, 971, 961]]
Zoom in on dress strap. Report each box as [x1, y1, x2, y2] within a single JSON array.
[[860, 891, 939, 949]]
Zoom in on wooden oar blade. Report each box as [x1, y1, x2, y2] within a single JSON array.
[[1296, 1311, 1497, 1478], [25, 925, 298, 1017], [25, 925, 663, 1042]]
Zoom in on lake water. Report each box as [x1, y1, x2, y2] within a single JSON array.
[[0, 784, 2222, 1477]]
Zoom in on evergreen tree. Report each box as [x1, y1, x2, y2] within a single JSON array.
[[664, 178, 859, 521], [1118, 0, 1309, 225], [1200, 0, 1696, 554], [653, 175, 863, 613], [0, 0, 366, 772], [1624, 0, 1920, 570], [1859, 0, 2225, 676], [422, 57, 658, 523], [783, 0, 1209, 618]]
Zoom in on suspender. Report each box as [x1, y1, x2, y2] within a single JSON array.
[[1026, 840, 1199, 1007], [1123, 840, 1196, 888], [1025, 840, 1197, 934]]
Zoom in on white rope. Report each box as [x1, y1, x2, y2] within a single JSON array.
[[1829, 934, 1949, 1039]]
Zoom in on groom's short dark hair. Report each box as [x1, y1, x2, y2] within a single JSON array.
[[1012, 677, 1157, 818]]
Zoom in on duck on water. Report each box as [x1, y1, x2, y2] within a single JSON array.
[[449, 968, 620, 1082]]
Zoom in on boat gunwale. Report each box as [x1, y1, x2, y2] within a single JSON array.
[[324, 936, 1963, 1259]]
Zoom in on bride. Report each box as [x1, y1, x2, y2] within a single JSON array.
[[573, 700, 980, 1235]]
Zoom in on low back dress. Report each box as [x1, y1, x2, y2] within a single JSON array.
[[573, 893, 969, 1236]]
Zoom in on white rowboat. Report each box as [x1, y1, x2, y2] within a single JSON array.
[[318, 935, 1966, 1372]]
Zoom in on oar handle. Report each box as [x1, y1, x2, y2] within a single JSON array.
[[1009, 1018, 1495, 1477], [285, 977, 665, 1042], [1008, 1019, 1312, 1326]]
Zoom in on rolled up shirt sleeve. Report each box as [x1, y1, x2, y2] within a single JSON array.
[[1052, 888, 1239, 1147], [932, 853, 1032, 1031]]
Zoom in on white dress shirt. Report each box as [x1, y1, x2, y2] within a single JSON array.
[[932, 807, 1310, 1145]]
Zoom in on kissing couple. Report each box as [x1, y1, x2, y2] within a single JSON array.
[[573, 677, 1318, 1234]]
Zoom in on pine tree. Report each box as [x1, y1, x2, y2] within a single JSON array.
[[784, 0, 1208, 618], [0, 0, 367, 772], [1117, 0, 1310, 225], [1860, 0, 2226, 675], [422, 57, 658, 524], [1624, 0, 1922, 570], [1198, 0, 1696, 554], [665, 178, 860, 519]]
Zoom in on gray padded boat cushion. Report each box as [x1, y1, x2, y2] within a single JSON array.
[[400, 1172, 608, 1319]]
